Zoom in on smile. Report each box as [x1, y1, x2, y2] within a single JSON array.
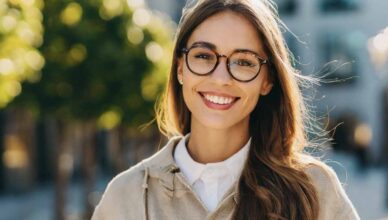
[[204, 94, 234, 105], [199, 92, 240, 110]]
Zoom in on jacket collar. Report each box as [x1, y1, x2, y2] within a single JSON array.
[[174, 134, 251, 186], [141, 137, 182, 192], [142, 136, 181, 174], [141, 136, 240, 204]]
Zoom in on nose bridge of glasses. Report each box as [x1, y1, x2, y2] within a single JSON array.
[[217, 54, 227, 58], [216, 54, 228, 63], [215, 53, 229, 67], [212, 54, 233, 81]]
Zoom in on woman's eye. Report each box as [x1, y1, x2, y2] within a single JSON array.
[[194, 54, 213, 60], [236, 59, 255, 67]]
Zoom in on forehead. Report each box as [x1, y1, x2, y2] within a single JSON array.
[[186, 11, 266, 55]]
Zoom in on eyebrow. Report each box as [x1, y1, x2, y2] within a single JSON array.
[[189, 41, 263, 58], [191, 41, 217, 50]]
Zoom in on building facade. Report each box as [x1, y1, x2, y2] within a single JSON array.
[[278, 0, 388, 161]]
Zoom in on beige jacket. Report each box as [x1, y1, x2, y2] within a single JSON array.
[[92, 137, 360, 220]]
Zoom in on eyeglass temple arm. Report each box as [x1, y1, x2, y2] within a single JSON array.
[[181, 48, 189, 54]]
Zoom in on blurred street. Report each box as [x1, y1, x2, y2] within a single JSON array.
[[0, 175, 110, 220], [0, 151, 387, 220]]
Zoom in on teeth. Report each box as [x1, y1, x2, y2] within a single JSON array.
[[204, 94, 234, 105]]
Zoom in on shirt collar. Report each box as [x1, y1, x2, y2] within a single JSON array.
[[174, 133, 251, 185]]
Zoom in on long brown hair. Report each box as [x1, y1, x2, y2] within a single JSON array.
[[156, 0, 319, 219]]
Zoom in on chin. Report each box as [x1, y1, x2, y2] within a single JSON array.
[[194, 115, 249, 131]]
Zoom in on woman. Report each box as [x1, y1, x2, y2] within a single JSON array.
[[92, 0, 359, 219]]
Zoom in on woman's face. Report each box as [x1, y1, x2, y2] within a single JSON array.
[[177, 11, 273, 131]]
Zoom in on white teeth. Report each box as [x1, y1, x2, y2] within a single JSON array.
[[204, 94, 234, 105]]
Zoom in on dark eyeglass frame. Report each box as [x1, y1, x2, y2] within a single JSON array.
[[181, 45, 269, 82]]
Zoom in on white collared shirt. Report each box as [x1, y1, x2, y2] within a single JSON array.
[[173, 133, 251, 212]]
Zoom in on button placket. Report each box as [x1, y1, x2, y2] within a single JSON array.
[[201, 166, 222, 211]]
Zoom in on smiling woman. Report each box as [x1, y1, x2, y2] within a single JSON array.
[[92, 1, 360, 220], [177, 11, 272, 149]]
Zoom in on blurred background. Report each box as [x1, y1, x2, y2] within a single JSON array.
[[0, 0, 387, 219]]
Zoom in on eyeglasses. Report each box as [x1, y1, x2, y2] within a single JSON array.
[[181, 45, 268, 82]]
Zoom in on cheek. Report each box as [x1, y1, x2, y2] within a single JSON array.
[[241, 86, 262, 114], [247, 92, 260, 112], [244, 83, 262, 102], [181, 75, 201, 109]]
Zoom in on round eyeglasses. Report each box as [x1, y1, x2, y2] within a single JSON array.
[[181, 45, 268, 82]]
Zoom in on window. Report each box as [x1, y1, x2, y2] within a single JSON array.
[[275, 0, 297, 15], [320, 0, 360, 13]]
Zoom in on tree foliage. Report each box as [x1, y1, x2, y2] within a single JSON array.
[[13, 0, 174, 128], [0, 0, 44, 108]]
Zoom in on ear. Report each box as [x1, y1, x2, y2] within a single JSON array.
[[177, 58, 184, 83], [260, 77, 273, 96]]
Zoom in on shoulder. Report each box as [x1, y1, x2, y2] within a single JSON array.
[[92, 137, 181, 220], [299, 154, 343, 193], [98, 136, 180, 196], [303, 158, 360, 220], [303, 158, 346, 201], [92, 162, 146, 220], [304, 160, 340, 191], [104, 162, 146, 197], [103, 137, 177, 191]]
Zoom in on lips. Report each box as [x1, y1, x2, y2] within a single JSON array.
[[198, 91, 240, 110]]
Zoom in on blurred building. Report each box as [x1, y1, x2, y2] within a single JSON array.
[[146, 0, 185, 22], [277, 0, 388, 162]]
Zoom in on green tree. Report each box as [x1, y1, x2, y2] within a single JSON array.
[[0, 0, 44, 108], [10, 0, 174, 219], [15, 0, 173, 126]]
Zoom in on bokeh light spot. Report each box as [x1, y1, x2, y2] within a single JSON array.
[[127, 26, 144, 45], [100, 0, 123, 19], [354, 124, 372, 147], [373, 33, 388, 54], [368, 26, 388, 69], [21, 0, 35, 6], [60, 2, 83, 26], [3, 135, 29, 169], [0, 59, 15, 75], [126, 0, 145, 9], [133, 8, 151, 27], [68, 44, 87, 64], [145, 42, 163, 62], [16, 21, 36, 45], [98, 110, 122, 130], [5, 80, 22, 97], [1, 14, 18, 32], [25, 50, 45, 71]]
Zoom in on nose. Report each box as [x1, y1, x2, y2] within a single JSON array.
[[211, 55, 233, 84]]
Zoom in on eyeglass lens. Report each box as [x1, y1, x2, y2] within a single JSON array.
[[186, 46, 262, 81]]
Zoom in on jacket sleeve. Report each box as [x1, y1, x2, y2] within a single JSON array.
[[91, 163, 145, 220], [306, 163, 360, 220]]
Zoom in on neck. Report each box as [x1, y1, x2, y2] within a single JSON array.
[[187, 118, 250, 164]]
